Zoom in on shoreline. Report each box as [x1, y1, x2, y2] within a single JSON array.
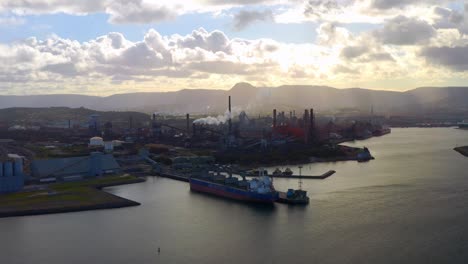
[[454, 146, 468, 157], [0, 176, 145, 219]]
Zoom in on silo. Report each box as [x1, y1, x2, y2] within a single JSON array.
[[3, 161, 13, 177], [89, 152, 103, 177]]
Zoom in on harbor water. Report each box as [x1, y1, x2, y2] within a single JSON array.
[[1, 128, 468, 263]]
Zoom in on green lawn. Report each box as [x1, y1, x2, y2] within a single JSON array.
[[0, 175, 144, 215]]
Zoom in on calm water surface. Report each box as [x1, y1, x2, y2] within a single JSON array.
[[1, 128, 468, 264]]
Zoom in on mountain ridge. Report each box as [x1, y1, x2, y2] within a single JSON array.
[[1, 83, 467, 115]]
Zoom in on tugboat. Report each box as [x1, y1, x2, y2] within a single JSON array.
[[277, 166, 310, 205], [278, 189, 310, 205]]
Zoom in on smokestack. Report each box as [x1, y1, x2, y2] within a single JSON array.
[[273, 109, 277, 128], [310, 108, 315, 142], [152, 113, 156, 121], [186, 113, 190, 135], [310, 108, 314, 129], [228, 96, 232, 134], [304, 109, 310, 144]]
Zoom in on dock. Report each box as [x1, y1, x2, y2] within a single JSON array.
[[248, 170, 335, 180], [159, 172, 189, 182]]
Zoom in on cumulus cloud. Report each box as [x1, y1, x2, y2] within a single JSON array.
[[0, 28, 291, 90], [304, 0, 340, 19], [421, 46, 468, 71], [431, 6, 463, 29], [106, 0, 177, 24], [0, 0, 284, 25], [374, 15, 436, 45], [233, 10, 274, 31], [341, 45, 369, 59], [370, 0, 455, 10], [316, 22, 352, 46], [1, 0, 107, 15]]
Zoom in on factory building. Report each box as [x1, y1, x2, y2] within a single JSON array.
[[31, 152, 121, 181], [0, 158, 25, 194]]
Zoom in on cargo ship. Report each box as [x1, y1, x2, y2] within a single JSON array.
[[190, 173, 278, 203]]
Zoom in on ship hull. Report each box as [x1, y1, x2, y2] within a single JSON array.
[[190, 178, 278, 203]]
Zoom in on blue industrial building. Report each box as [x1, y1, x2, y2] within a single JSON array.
[[0, 158, 25, 194], [31, 152, 121, 181]]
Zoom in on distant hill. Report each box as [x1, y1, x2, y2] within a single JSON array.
[[1, 84, 468, 115], [0, 107, 150, 127]]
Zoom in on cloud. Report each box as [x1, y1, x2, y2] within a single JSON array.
[[0, 28, 289, 88], [374, 15, 436, 45], [421, 45, 468, 71], [304, 0, 340, 19], [341, 45, 369, 59], [0, 15, 26, 26], [431, 6, 464, 30], [0, 0, 283, 25], [233, 10, 274, 31], [316, 22, 352, 46], [370, 0, 453, 10], [1, 0, 107, 15], [333, 64, 358, 74], [106, 0, 177, 24]]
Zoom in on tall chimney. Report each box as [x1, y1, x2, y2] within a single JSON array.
[[310, 108, 315, 142], [228, 96, 232, 134], [310, 108, 314, 129], [304, 109, 310, 144], [273, 109, 277, 128], [186, 113, 190, 135]]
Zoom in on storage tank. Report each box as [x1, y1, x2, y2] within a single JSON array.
[[104, 141, 114, 152], [3, 161, 13, 177], [89, 136, 104, 146]]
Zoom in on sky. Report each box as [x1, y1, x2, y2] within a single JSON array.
[[0, 0, 467, 95]]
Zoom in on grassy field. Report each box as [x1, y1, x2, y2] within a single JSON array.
[[0, 175, 145, 218]]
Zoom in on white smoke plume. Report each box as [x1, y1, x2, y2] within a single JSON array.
[[193, 107, 242, 125]]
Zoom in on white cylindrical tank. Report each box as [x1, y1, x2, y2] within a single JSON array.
[[104, 141, 114, 152], [112, 140, 123, 147], [89, 136, 104, 146]]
